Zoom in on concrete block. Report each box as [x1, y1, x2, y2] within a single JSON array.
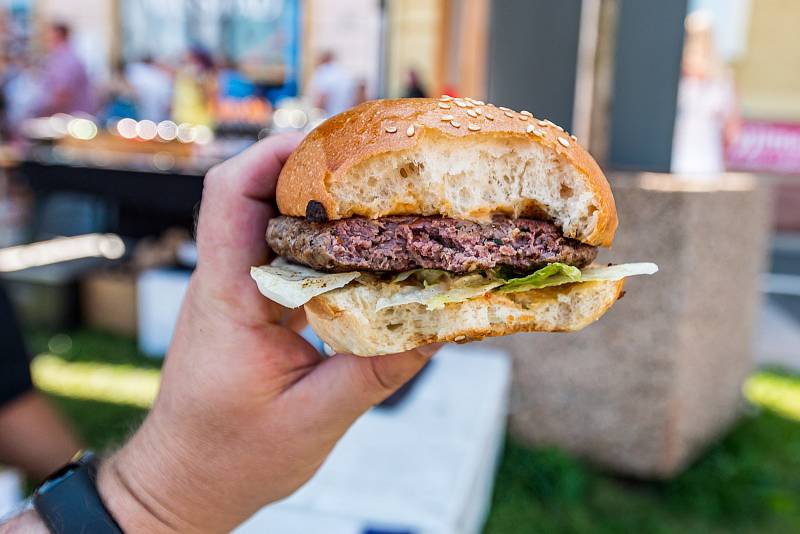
[[487, 173, 771, 478]]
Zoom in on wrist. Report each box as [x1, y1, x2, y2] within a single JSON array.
[[97, 448, 186, 534], [96, 412, 234, 534]]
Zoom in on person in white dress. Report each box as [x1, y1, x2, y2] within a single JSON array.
[[671, 10, 740, 177]]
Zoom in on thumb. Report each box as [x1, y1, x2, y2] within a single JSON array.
[[284, 344, 443, 432]]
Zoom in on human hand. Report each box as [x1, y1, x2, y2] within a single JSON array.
[[96, 134, 441, 533]]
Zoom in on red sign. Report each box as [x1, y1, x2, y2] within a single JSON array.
[[726, 121, 800, 175]]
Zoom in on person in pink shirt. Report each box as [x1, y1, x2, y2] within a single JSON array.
[[34, 23, 93, 117]]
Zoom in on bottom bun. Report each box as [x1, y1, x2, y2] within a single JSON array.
[[304, 278, 625, 356]]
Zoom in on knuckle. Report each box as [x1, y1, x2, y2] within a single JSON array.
[[203, 162, 228, 190], [359, 358, 396, 396]]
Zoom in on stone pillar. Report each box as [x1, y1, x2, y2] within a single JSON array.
[[487, 174, 771, 478]]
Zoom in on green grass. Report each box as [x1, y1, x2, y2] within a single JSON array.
[[25, 329, 800, 533], [486, 409, 800, 534], [26, 329, 156, 449]]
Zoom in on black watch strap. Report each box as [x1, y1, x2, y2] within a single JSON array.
[[33, 451, 124, 534]]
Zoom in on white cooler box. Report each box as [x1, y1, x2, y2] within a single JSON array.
[[236, 345, 511, 534], [0, 469, 22, 520], [137, 268, 191, 357]]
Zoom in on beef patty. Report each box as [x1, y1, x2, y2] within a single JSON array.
[[267, 215, 597, 274]]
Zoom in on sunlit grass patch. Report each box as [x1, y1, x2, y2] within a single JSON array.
[[744, 370, 800, 421], [31, 354, 160, 408]]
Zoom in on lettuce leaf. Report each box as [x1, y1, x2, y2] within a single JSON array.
[[496, 262, 658, 294], [251, 258, 658, 311], [250, 258, 360, 308], [579, 262, 659, 281], [376, 275, 503, 311], [494, 263, 582, 293], [391, 268, 452, 285]]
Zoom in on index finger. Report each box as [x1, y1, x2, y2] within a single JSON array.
[[195, 133, 303, 312]]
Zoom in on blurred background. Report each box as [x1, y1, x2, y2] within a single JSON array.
[[0, 0, 799, 532]]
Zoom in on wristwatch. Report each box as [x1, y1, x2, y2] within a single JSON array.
[[33, 450, 124, 534]]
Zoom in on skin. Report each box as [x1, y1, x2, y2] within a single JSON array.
[[0, 391, 82, 481], [0, 133, 439, 533]]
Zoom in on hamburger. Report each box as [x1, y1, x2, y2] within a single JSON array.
[[251, 98, 656, 356]]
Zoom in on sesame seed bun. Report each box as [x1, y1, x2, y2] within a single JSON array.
[[276, 98, 618, 247]]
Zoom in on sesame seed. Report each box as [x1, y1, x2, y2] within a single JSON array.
[[504, 111, 514, 118], [440, 95, 453, 101], [485, 114, 494, 121], [438, 102, 451, 109], [570, 134, 578, 141], [526, 124, 535, 133], [467, 109, 478, 118], [455, 99, 468, 108], [468, 123, 481, 131], [538, 120, 548, 126], [474, 108, 483, 115], [385, 125, 397, 133], [499, 106, 512, 112], [532, 129, 544, 137], [520, 110, 533, 117], [407, 125, 415, 137], [441, 114, 454, 121], [450, 120, 461, 128], [558, 137, 570, 147], [518, 115, 529, 121], [474, 100, 486, 106], [454, 335, 466, 342]]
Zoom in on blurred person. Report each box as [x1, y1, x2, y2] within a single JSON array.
[[1, 56, 43, 137], [0, 54, 7, 140], [0, 133, 439, 533], [403, 68, 427, 99], [671, 10, 740, 176], [33, 22, 93, 117], [98, 61, 138, 122], [172, 46, 217, 127], [353, 79, 369, 106], [0, 287, 82, 481], [307, 51, 355, 116], [127, 56, 173, 122]]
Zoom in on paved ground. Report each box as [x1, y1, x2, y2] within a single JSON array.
[[758, 235, 800, 370]]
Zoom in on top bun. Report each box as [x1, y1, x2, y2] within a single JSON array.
[[276, 98, 617, 247]]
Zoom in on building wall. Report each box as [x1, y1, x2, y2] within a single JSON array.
[[387, 0, 445, 98], [303, 0, 381, 97], [734, 0, 800, 121]]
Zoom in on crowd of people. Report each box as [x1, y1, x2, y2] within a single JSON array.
[[0, 18, 436, 145], [0, 21, 267, 142]]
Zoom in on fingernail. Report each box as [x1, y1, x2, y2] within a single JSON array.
[[416, 343, 445, 358]]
